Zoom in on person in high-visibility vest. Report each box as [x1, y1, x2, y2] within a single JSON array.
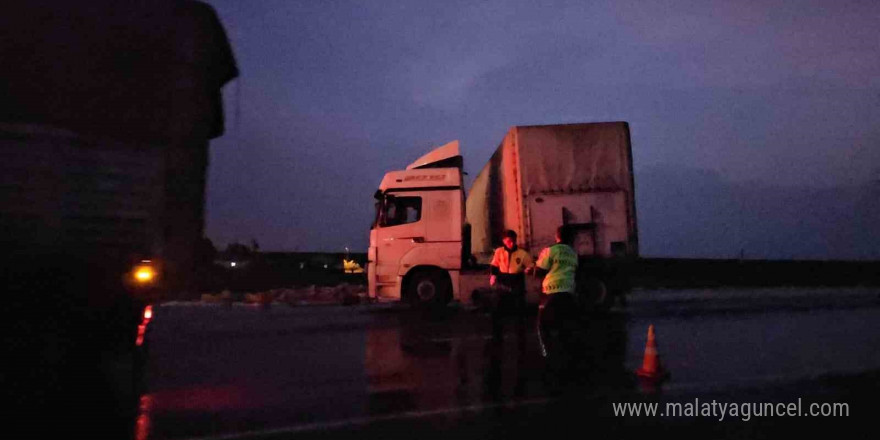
[[532, 225, 579, 358], [489, 230, 533, 348]]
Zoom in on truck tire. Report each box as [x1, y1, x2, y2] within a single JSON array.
[[406, 269, 451, 307], [579, 277, 611, 313]]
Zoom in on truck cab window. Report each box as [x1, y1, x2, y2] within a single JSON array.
[[381, 196, 421, 227], [372, 201, 382, 229]]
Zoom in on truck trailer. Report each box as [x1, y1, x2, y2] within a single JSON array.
[[368, 122, 638, 308]]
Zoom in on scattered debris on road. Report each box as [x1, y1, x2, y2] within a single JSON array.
[[199, 283, 368, 306]]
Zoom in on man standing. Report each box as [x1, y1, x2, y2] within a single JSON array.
[[532, 225, 579, 359], [489, 230, 532, 347]]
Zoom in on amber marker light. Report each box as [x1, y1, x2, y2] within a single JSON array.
[[133, 262, 157, 284], [135, 268, 154, 281]]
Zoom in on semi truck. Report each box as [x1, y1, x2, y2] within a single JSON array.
[[1, 1, 237, 435], [367, 122, 638, 309]]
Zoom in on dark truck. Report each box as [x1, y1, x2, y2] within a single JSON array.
[[0, 1, 237, 436]]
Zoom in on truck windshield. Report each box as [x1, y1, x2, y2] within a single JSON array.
[[378, 196, 422, 228]]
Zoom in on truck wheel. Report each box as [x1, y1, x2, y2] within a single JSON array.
[[407, 270, 451, 307], [579, 278, 611, 313]]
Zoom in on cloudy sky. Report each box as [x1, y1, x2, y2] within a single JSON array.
[[203, 0, 879, 259]]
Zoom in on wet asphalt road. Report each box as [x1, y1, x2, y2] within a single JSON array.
[[135, 288, 880, 440]]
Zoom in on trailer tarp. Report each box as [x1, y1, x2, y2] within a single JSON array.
[[516, 122, 633, 195], [467, 122, 635, 260]]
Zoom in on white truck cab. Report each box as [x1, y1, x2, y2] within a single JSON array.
[[368, 141, 466, 303]]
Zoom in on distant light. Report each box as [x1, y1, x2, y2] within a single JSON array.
[[299, 262, 305, 269], [231, 262, 237, 267], [143, 305, 153, 321], [324, 264, 328, 269]]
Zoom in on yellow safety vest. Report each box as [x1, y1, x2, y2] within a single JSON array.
[[536, 244, 578, 294]]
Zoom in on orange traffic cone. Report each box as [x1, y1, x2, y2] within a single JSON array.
[[636, 324, 668, 381]]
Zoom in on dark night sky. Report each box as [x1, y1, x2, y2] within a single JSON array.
[[202, 0, 879, 259]]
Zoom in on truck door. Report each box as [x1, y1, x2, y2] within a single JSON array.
[[373, 195, 425, 298]]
